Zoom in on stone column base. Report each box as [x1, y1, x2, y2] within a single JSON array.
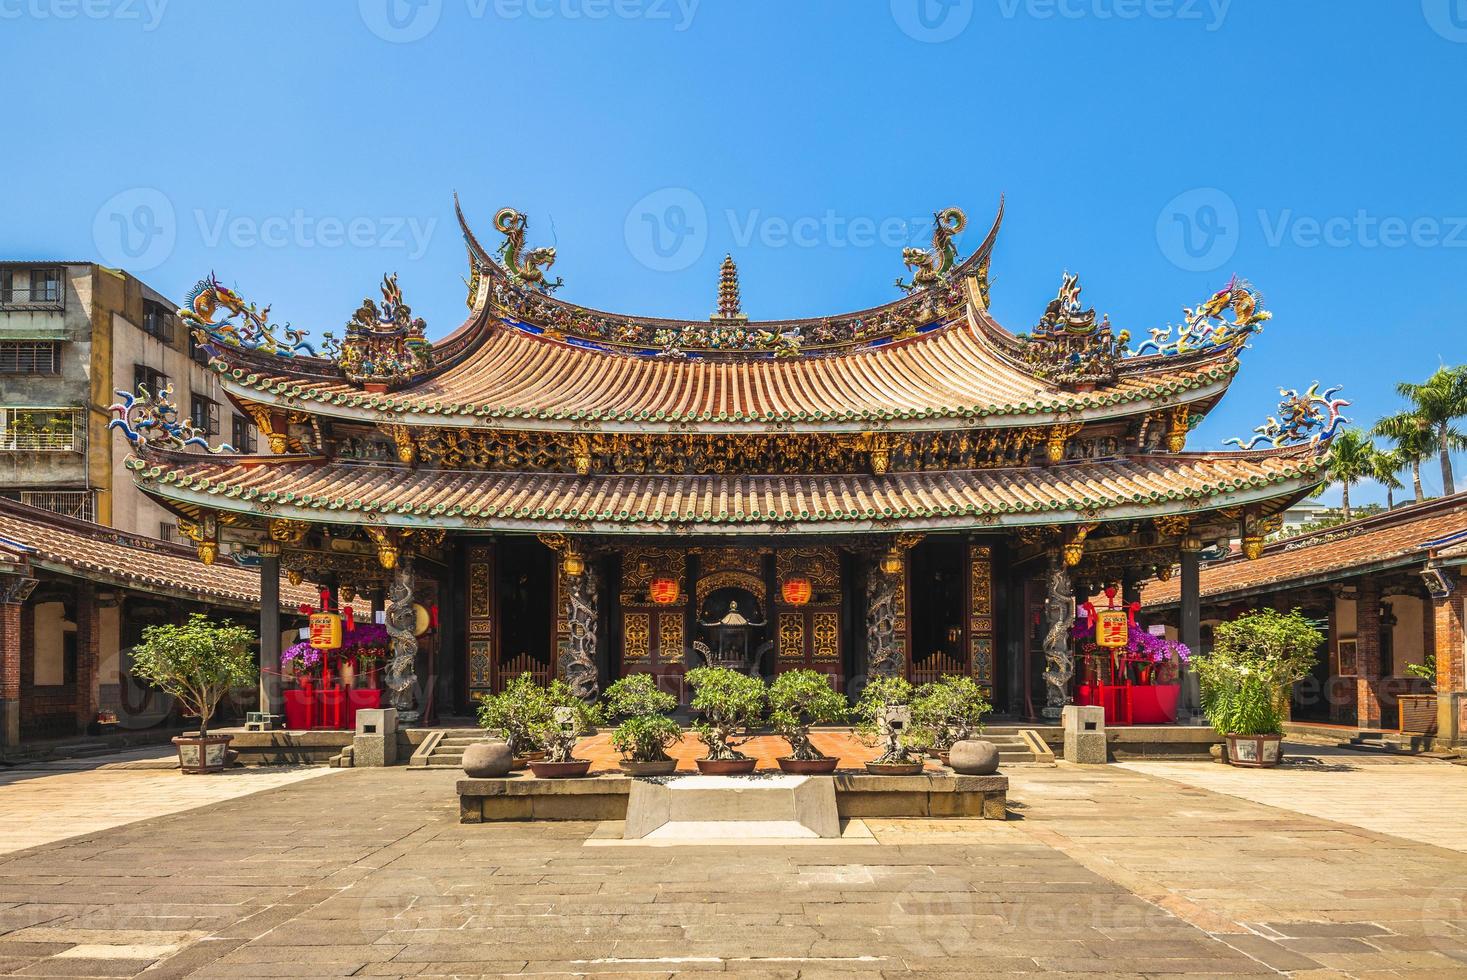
[[0, 700, 18, 748]]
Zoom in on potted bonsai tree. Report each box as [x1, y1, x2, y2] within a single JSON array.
[[1194, 608, 1321, 768], [911, 674, 992, 765], [527, 698, 602, 778], [854, 676, 925, 775], [768, 669, 847, 774], [130, 613, 255, 774], [604, 674, 683, 776], [686, 666, 765, 774], [476, 673, 553, 768]]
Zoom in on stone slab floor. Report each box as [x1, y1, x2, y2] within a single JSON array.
[[0, 748, 1461, 978]]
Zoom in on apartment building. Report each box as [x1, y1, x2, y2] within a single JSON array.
[[0, 262, 257, 538]]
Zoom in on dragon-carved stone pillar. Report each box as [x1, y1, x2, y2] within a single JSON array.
[[385, 557, 419, 723], [865, 554, 906, 680], [1041, 552, 1076, 721], [559, 565, 600, 702]]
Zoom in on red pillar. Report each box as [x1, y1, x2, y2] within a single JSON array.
[[1355, 578, 1383, 729]]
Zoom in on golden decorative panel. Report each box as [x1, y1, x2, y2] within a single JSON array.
[[968, 543, 994, 686], [467, 547, 495, 693], [775, 547, 840, 592], [779, 613, 805, 661], [659, 614, 684, 663], [623, 613, 651, 663], [619, 547, 687, 605], [468, 640, 492, 690], [812, 612, 840, 662]]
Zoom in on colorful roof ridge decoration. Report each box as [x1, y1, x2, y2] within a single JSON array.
[[109, 383, 236, 454], [181, 272, 327, 359], [1225, 382, 1350, 450], [338, 273, 434, 388], [1143, 493, 1467, 607], [126, 446, 1326, 535], [0, 498, 316, 611], [895, 207, 967, 293]]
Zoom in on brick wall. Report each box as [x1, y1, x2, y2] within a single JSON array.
[[1435, 572, 1464, 694], [1355, 578, 1383, 729]]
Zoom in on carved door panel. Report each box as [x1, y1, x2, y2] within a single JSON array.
[[619, 549, 689, 702], [466, 546, 495, 697], [774, 548, 843, 688]]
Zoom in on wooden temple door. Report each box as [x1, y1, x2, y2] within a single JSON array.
[[465, 545, 496, 698], [618, 549, 689, 702], [773, 547, 843, 688]]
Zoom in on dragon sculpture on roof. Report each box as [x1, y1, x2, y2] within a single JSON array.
[[1135, 276, 1272, 357], [1225, 382, 1350, 450], [179, 273, 325, 358], [495, 207, 562, 295], [109, 384, 236, 454], [895, 207, 966, 293]]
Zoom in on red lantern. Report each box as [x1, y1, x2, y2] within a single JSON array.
[[781, 577, 812, 606], [649, 577, 680, 605]]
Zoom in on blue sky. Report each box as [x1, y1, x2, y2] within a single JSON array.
[[3, 0, 1465, 502]]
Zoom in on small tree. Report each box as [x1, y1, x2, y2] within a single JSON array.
[[604, 674, 682, 764], [129, 613, 255, 738], [768, 670, 847, 761], [853, 676, 919, 764], [477, 673, 553, 757], [911, 675, 992, 751], [1194, 609, 1321, 737], [686, 666, 765, 761]]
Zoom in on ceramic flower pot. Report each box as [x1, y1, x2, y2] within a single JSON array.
[[776, 757, 838, 774], [461, 740, 513, 778], [620, 759, 679, 776], [1225, 734, 1283, 769], [528, 759, 593, 779], [947, 739, 999, 775], [696, 757, 757, 775], [864, 760, 925, 776], [173, 734, 233, 774]]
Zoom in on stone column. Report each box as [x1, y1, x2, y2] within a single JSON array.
[[73, 582, 99, 733], [0, 575, 33, 748], [1433, 573, 1464, 743], [559, 561, 600, 702], [386, 557, 420, 723], [1040, 552, 1075, 722], [1355, 577, 1384, 729], [1179, 545, 1202, 717], [258, 552, 282, 719], [864, 552, 905, 680]]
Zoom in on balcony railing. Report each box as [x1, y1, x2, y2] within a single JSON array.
[[0, 408, 82, 453], [0, 285, 65, 310]]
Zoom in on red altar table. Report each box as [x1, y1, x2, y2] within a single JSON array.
[[1075, 683, 1180, 725], [283, 686, 382, 730]]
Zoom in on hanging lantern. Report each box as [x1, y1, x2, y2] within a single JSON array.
[[562, 549, 585, 578], [781, 577, 812, 606], [649, 577, 680, 605], [879, 548, 904, 576]]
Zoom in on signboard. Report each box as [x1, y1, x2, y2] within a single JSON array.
[[1096, 609, 1129, 649], [309, 612, 343, 651]]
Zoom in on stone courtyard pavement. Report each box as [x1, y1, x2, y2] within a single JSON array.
[[0, 748, 1461, 978]]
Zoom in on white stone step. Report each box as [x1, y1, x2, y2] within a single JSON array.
[[624, 774, 840, 840]]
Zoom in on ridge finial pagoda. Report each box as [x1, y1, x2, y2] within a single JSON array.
[[710, 253, 747, 323]]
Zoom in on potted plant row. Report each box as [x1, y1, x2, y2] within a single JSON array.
[[1193, 608, 1321, 768], [476, 673, 599, 776]]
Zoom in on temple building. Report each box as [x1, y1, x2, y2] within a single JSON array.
[[110, 197, 1345, 727]]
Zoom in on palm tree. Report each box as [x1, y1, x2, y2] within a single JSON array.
[[1372, 419, 1434, 503], [1324, 429, 1375, 521], [1378, 365, 1467, 497], [1369, 447, 1405, 510]]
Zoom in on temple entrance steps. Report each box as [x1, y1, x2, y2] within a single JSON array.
[[408, 729, 487, 769], [980, 730, 1052, 765]]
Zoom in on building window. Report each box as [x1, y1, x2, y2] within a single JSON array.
[[141, 302, 173, 343], [190, 393, 219, 435], [188, 330, 210, 365], [0, 489, 96, 522], [0, 407, 81, 452], [230, 415, 257, 453], [0, 268, 64, 308], [133, 364, 170, 394], [0, 341, 60, 374], [159, 521, 178, 543]]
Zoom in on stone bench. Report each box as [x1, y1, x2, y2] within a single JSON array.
[[457, 770, 1007, 823]]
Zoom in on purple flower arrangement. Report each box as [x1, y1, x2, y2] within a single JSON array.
[[280, 622, 391, 676], [1071, 612, 1191, 683]]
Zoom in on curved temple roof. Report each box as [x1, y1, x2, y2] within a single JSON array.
[[128, 445, 1324, 536]]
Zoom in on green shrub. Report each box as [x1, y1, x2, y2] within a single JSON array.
[[852, 676, 919, 764], [611, 714, 684, 763], [1194, 609, 1321, 737], [768, 669, 847, 761], [686, 666, 765, 761], [911, 675, 992, 751], [603, 673, 678, 719], [129, 613, 255, 738], [476, 673, 551, 757]]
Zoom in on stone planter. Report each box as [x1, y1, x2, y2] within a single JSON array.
[[173, 733, 233, 774], [462, 741, 513, 778], [948, 739, 1000, 775], [1225, 733, 1283, 769], [776, 756, 839, 774], [864, 760, 925, 776], [620, 759, 679, 777], [696, 757, 757, 775], [511, 750, 546, 772], [529, 759, 593, 779]]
